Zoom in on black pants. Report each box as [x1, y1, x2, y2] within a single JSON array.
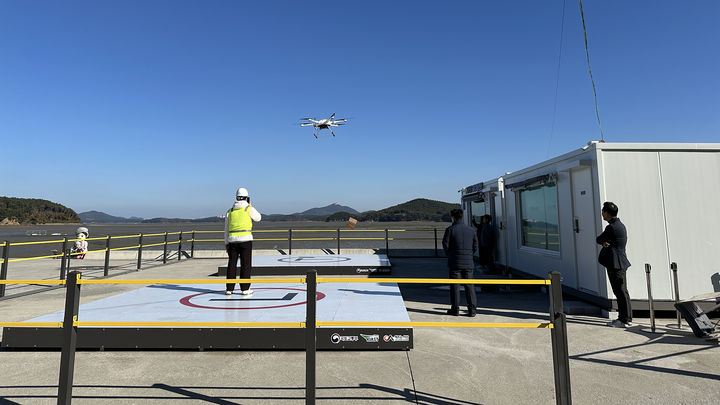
[[450, 267, 477, 312], [607, 267, 632, 323], [226, 241, 252, 292], [479, 247, 497, 274]]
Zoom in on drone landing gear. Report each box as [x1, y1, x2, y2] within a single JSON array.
[[314, 133, 318, 139], [331, 130, 335, 137]]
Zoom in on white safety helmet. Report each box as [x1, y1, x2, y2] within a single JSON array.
[[236, 187, 249, 200], [76, 227, 89, 237]]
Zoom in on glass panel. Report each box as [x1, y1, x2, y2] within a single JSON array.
[[470, 200, 487, 226], [519, 183, 559, 251]]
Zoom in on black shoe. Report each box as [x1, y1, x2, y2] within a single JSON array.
[[446, 308, 460, 316], [467, 311, 476, 317]]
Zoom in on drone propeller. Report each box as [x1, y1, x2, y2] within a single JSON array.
[[299, 122, 314, 127]]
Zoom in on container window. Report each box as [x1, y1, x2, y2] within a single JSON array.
[[519, 183, 559, 251]]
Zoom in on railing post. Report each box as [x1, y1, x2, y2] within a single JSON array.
[[178, 231, 183, 261], [190, 231, 195, 258], [306, 270, 317, 405], [385, 228, 389, 254], [434, 228, 438, 257], [60, 237, 68, 280], [58, 270, 81, 405], [0, 241, 9, 298], [548, 271, 571, 405], [162, 232, 168, 264], [137, 233, 143, 271], [336, 228, 340, 255], [641, 264, 661, 334], [289, 229, 293, 255], [103, 236, 111, 277], [671, 262, 682, 328]]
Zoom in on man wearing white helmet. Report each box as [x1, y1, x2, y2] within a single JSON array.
[[224, 187, 262, 295]]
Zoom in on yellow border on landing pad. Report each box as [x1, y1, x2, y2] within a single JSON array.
[[317, 277, 551, 285], [318, 321, 553, 328], [77, 278, 305, 285], [74, 321, 305, 328]]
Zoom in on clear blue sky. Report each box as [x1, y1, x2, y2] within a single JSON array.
[[1, 1, 718, 218]]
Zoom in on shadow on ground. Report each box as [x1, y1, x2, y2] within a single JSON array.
[[0, 383, 484, 404]]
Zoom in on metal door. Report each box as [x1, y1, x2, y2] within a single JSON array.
[[571, 167, 600, 293]]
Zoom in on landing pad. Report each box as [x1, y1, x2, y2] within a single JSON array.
[[2, 281, 412, 350], [217, 254, 392, 276]]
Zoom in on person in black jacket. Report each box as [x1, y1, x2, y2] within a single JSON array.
[[596, 201, 633, 328], [479, 215, 498, 274], [442, 209, 479, 317]]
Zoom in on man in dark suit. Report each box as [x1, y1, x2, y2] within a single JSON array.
[[479, 214, 498, 275], [443, 209, 479, 317], [596, 201, 632, 328]]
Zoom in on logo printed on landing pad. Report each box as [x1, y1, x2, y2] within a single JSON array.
[[179, 287, 325, 310], [277, 256, 352, 263]]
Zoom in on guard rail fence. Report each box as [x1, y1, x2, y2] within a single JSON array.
[[0, 271, 571, 405]]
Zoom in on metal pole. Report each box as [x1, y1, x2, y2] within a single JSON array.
[[385, 228, 389, 254], [0, 241, 9, 298], [548, 271, 571, 405], [305, 270, 317, 405], [137, 233, 143, 271], [103, 236, 111, 277], [60, 237, 68, 280], [641, 263, 661, 334], [289, 229, 293, 255], [671, 262, 682, 328], [190, 231, 195, 258], [434, 228, 438, 257], [178, 231, 183, 261], [336, 228, 340, 255], [57, 270, 81, 405], [162, 232, 168, 264]]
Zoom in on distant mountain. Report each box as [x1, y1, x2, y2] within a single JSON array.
[[79, 211, 144, 224], [299, 203, 359, 216], [360, 198, 458, 222], [77, 199, 458, 224], [263, 214, 326, 222], [0, 196, 80, 224], [141, 216, 224, 223]]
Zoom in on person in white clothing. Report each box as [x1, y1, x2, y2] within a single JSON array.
[[224, 187, 262, 295], [71, 227, 89, 259]]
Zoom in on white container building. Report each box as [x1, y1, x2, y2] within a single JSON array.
[[461, 142, 720, 310]]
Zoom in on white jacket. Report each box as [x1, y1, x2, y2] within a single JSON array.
[[224, 200, 262, 243]]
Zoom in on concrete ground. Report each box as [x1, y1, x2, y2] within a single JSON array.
[[1, 256, 718, 404]]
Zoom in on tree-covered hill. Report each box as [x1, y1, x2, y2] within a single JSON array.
[[0, 196, 80, 224], [79, 210, 144, 224], [324, 199, 459, 222], [300, 203, 359, 216], [360, 198, 459, 222]]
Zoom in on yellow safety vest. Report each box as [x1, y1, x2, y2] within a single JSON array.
[[227, 205, 253, 236]]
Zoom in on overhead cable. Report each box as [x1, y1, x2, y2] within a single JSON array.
[[578, 0, 605, 141], [547, 0, 567, 156]]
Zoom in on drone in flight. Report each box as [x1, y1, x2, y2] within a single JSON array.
[[299, 113, 348, 138]]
